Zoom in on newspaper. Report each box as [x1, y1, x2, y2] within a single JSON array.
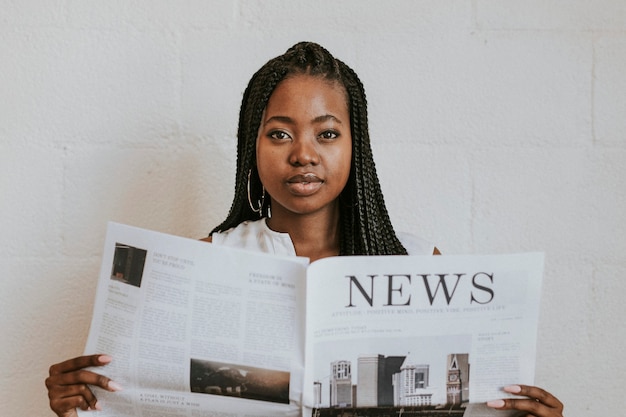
[[80, 222, 543, 417]]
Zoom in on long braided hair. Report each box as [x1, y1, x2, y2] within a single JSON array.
[[211, 42, 407, 256]]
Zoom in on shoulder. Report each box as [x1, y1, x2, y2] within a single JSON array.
[[205, 219, 296, 256], [396, 232, 439, 255], [210, 220, 264, 246]]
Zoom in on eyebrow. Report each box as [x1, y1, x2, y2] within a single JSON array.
[[264, 114, 344, 125]]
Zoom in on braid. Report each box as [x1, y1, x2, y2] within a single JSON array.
[[211, 60, 287, 233], [212, 42, 408, 256], [336, 59, 407, 255]]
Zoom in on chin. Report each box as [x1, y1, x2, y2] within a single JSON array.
[[274, 201, 338, 217]]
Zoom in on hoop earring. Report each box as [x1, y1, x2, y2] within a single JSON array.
[[247, 169, 265, 216]]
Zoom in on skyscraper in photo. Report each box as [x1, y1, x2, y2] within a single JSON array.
[[357, 354, 406, 407], [392, 356, 435, 406], [329, 360, 352, 407], [446, 353, 470, 404]]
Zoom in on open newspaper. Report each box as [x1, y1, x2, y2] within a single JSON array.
[[80, 222, 544, 417]]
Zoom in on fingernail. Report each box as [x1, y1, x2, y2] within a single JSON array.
[[99, 355, 113, 364], [504, 385, 522, 394], [486, 399, 505, 408], [108, 381, 123, 391], [94, 401, 103, 410]]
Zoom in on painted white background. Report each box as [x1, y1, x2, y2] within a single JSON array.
[[1, 1, 624, 416]]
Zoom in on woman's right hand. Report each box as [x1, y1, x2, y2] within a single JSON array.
[[45, 354, 122, 417]]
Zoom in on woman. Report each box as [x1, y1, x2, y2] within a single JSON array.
[[46, 42, 564, 417], [206, 41, 432, 260]]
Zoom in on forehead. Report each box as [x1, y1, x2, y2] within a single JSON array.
[[265, 74, 349, 117]]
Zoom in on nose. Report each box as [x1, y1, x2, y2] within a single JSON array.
[[289, 137, 320, 166]]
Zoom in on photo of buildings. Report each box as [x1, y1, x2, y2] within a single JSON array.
[[313, 335, 471, 414]]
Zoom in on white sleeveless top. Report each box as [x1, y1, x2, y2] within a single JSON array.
[[211, 219, 435, 256]]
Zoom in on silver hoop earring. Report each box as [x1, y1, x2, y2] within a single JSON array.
[[247, 169, 265, 216]]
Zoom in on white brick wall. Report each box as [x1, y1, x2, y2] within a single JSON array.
[[1, 1, 624, 415]]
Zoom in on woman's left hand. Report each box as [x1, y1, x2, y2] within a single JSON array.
[[487, 385, 564, 416]]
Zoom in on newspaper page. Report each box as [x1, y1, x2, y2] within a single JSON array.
[[302, 253, 544, 417], [80, 222, 308, 417]]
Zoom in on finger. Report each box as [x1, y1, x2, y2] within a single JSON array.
[[57, 369, 117, 389], [49, 354, 112, 376], [49, 400, 80, 417], [505, 385, 564, 411], [502, 398, 546, 416], [50, 393, 101, 416], [48, 376, 120, 416], [48, 378, 100, 415], [49, 381, 99, 402], [46, 369, 121, 393], [486, 397, 548, 415]]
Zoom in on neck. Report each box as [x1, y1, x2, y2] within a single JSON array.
[[266, 205, 341, 262]]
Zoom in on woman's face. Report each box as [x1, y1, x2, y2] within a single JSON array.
[[256, 74, 352, 218]]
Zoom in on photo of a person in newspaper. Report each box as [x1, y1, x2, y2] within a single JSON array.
[[45, 42, 564, 417]]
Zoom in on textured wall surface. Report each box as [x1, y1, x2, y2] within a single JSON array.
[[1, 1, 625, 416]]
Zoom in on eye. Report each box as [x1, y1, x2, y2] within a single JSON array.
[[319, 130, 339, 140], [269, 130, 291, 141]]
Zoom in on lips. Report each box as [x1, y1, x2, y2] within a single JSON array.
[[286, 173, 324, 196]]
